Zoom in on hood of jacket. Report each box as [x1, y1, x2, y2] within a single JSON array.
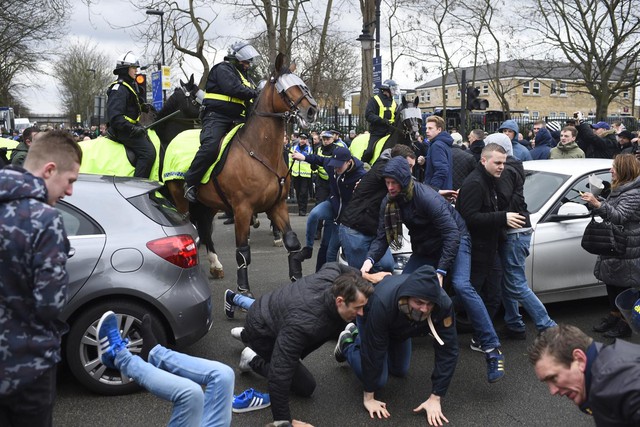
[[395, 265, 451, 316], [382, 155, 413, 188], [534, 128, 553, 147], [557, 141, 580, 152], [0, 166, 48, 205], [430, 131, 454, 148], [498, 119, 519, 134]]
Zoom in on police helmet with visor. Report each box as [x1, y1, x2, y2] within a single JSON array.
[[228, 42, 260, 63], [113, 52, 140, 75]]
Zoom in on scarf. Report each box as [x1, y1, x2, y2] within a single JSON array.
[[384, 179, 414, 250]]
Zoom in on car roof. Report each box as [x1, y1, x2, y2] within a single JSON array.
[[77, 174, 162, 198], [523, 158, 612, 174]]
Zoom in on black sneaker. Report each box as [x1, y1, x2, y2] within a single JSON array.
[[603, 318, 632, 338], [593, 313, 620, 333], [184, 184, 197, 203], [224, 289, 236, 320], [334, 323, 356, 363], [502, 326, 526, 341]]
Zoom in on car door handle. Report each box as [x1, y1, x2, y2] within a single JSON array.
[[68, 247, 76, 258]]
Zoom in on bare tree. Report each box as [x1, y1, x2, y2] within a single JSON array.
[[531, 0, 640, 119], [0, 0, 70, 111], [52, 40, 112, 125]]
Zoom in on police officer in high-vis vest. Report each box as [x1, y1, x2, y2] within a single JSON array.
[[361, 79, 398, 164], [184, 41, 260, 202], [106, 52, 156, 178], [290, 133, 313, 216]]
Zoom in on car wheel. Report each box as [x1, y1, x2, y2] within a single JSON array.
[[65, 299, 168, 396]]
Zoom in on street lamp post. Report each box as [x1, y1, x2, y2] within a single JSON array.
[[146, 9, 166, 101], [357, 24, 375, 129], [86, 68, 96, 128]]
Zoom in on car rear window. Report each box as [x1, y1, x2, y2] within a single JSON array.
[[524, 170, 570, 213], [127, 190, 188, 226]]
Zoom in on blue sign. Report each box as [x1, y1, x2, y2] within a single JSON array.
[[373, 56, 382, 94], [151, 70, 163, 111]]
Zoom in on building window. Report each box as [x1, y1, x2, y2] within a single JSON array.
[[426, 91, 431, 103], [550, 82, 557, 95], [482, 84, 489, 95], [623, 90, 630, 99], [532, 111, 539, 119], [558, 112, 567, 118], [523, 81, 530, 95], [456, 88, 461, 98], [444, 90, 448, 101], [560, 83, 567, 95], [533, 81, 540, 95], [549, 111, 556, 117], [419, 92, 426, 103]]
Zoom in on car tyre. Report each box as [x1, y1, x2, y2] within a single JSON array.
[[65, 299, 168, 396]]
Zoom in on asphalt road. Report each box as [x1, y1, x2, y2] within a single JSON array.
[[53, 212, 639, 427]]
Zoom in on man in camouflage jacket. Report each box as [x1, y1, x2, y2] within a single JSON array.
[[0, 130, 81, 426]]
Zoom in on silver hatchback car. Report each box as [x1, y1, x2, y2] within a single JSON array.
[[58, 175, 213, 395]]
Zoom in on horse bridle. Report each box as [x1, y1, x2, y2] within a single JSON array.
[[255, 73, 317, 127]]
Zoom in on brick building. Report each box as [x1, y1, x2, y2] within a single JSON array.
[[414, 60, 635, 121]]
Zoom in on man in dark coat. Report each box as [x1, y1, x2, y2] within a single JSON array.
[[573, 112, 620, 159], [336, 265, 459, 426], [530, 127, 553, 160], [529, 324, 640, 426], [339, 144, 415, 271], [233, 263, 377, 426], [423, 115, 453, 190]]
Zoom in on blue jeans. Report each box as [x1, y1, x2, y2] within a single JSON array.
[[305, 200, 333, 248], [452, 235, 500, 350], [499, 232, 556, 332], [233, 293, 255, 310], [338, 225, 394, 272], [343, 319, 411, 389], [115, 345, 234, 427]]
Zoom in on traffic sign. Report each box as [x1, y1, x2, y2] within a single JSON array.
[[151, 70, 163, 110]]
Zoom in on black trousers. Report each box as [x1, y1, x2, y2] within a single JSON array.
[[185, 111, 235, 187], [292, 176, 312, 214], [0, 365, 57, 427], [113, 130, 156, 178]]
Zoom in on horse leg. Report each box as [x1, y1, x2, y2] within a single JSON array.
[[271, 220, 283, 247], [233, 207, 254, 296], [268, 201, 302, 281], [190, 200, 224, 279]]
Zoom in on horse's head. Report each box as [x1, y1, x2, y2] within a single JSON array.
[[396, 95, 422, 143], [265, 53, 318, 128], [178, 74, 204, 118]]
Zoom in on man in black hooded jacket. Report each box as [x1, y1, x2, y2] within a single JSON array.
[[335, 265, 458, 426]]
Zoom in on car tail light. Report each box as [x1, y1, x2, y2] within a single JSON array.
[[147, 235, 198, 268]]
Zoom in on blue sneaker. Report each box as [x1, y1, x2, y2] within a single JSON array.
[[97, 311, 129, 369], [486, 348, 505, 383], [232, 388, 271, 413]]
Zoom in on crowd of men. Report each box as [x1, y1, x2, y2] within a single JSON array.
[[2, 48, 640, 427]]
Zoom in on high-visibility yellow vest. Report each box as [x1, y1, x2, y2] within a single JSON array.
[[109, 80, 141, 124], [290, 145, 312, 178], [374, 95, 396, 124], [204, 67, 255, 116]]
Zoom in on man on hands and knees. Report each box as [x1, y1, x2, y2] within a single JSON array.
[[529, 324, 640, 426], [226, 263, 379, 427], [335, 265, 458, 426]]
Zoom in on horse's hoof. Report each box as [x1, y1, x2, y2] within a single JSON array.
[[252, 219, 260, 229], [210, 268, 224, 279], [273, 238, 283, 247]]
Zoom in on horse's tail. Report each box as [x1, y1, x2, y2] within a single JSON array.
[[189, 201, 215, 254]]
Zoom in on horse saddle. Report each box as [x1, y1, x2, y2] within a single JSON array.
[[206, 124, 244, 181]]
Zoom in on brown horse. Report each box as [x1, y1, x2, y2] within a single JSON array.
[[166, 53, 317, 295]]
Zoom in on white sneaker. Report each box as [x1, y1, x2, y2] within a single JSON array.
[[239, 347, 257, 373], [231, 327, 244, 342]]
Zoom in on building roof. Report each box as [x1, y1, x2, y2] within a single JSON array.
[[415, 59, 626, 89]]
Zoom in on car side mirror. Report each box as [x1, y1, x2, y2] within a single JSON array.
[[548, 202, 590, 221]]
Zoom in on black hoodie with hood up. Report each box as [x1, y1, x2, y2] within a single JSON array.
[[358, 265, 459, 396]]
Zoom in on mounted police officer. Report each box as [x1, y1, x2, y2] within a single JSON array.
[[106, 52, 156, 178], [184, 41, 260, 202], [361, 79, 398, 164]]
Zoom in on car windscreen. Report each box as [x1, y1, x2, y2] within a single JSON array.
[[127, 190, 188, 227], [523, 170, 570, 213]]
